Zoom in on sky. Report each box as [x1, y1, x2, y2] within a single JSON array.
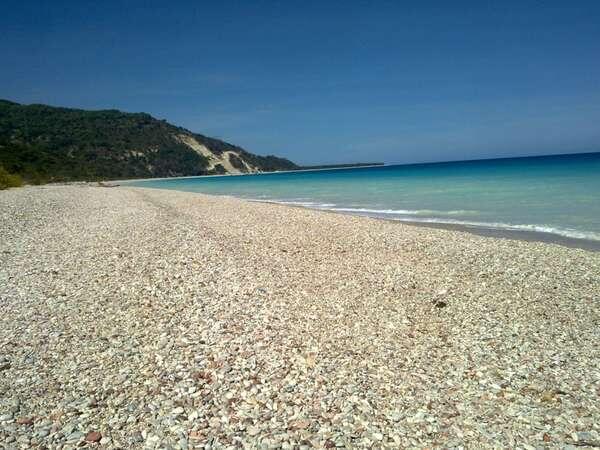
[[1, 1, 600, 165]]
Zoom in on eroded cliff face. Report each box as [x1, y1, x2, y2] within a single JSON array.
[[174, 134, 258, 174]]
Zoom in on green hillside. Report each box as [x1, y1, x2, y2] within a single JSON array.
[[0, 99, 297, 183]]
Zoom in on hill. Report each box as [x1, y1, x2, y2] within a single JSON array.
[[0, 99, 298, 182]]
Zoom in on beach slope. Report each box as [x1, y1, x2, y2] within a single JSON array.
[[0, 185, 598, 448]]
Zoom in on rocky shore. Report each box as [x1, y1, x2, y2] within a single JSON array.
[[1, 185, 599, 449]]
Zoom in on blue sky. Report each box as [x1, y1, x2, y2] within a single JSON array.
[[2, 1, 599, 165]]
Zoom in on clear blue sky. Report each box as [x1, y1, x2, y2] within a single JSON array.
[[2, 1, 599, 165]]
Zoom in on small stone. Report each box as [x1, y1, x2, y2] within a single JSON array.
[[289, 419, 311, 430], [16, 417, 34, 425], [188, 430, 204, 441], [304, 352, 316, 368], [16, 435, 30, 444], [66, 431, 85, 443], [540, 390, 555, 402], [576, 432, 596, 442], [85, 431, 102, 442], [248, 426, 261, 436], [146, 434, 160, 445], [434, 301, 447, 308], [36, 429, 50, 438]]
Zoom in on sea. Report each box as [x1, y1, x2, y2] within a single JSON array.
[[126, 152, 600, 247]]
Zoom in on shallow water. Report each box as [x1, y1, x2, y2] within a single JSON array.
[[128, 152, 600, 242]]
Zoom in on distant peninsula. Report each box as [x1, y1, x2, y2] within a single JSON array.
[[298, 162, 384, 170]]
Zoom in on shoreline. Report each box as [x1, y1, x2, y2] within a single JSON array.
[[252, 198, 600, 251], [395, 217, 600, 252], [148, 190, 600, 253]]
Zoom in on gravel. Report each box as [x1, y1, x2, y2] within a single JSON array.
[[0, 184, 599, 449]]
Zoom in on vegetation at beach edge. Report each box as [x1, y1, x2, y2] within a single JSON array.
[[0, 165, 23, 189]]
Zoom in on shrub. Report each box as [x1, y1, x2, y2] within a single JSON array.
[[0, 165, 23, 189]]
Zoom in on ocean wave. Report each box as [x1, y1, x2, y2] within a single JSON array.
[[248, 199, 337, 208], [387, 217, 600, 241], [250, 198, 600, 242], [328, 207, 477, 216]]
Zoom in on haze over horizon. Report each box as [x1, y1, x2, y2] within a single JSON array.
[[2, 0, 599, 165]]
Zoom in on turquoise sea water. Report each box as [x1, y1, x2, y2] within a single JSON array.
[[128, 152, 600, 242]]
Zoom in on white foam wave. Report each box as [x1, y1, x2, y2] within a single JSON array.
[[248, 199, 337, 208], [329, 207, 420, 214], [328, 207, 476, 216], [250, 199, 600, 242], [387, 217, 600, 241]]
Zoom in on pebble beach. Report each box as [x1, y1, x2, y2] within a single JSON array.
[[1, 184, 599, 449]]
